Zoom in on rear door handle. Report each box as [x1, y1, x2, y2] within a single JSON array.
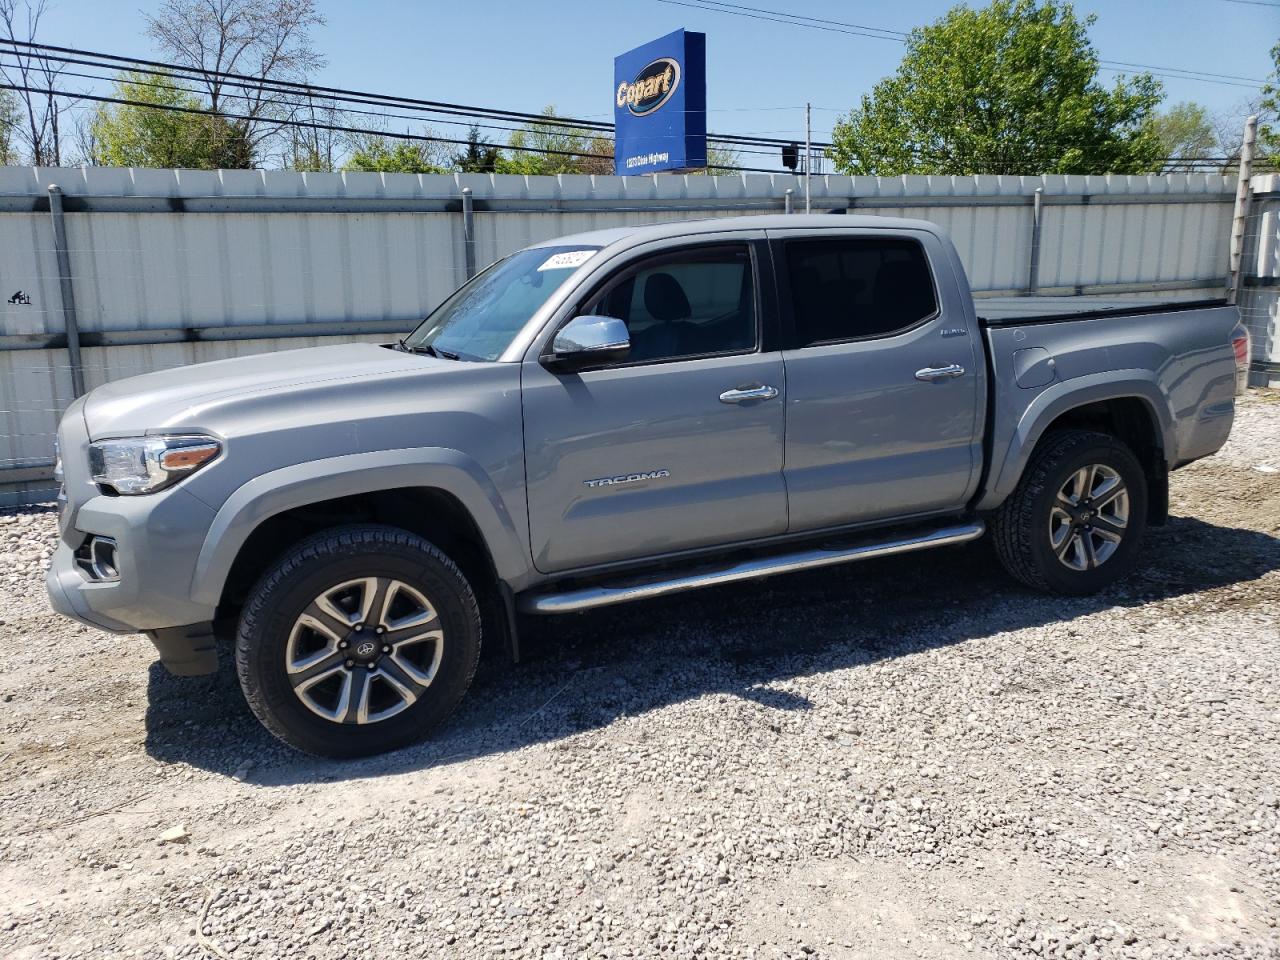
[[719, 384, 780, 404], [914, 364, 965, 382]]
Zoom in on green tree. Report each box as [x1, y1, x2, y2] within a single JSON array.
[[283, 97, 341, 172], [1149, 102, 1216, 172], [496, 107, 600, 175], [830, 0, 1164, 176], [0, 87, 17, 164], [576, 134, 614, 175], [90, 71, 251, 169], [344, 134, 446, 174], [1260, 41, 1279, 165], [453, 125, 500, 173], [489, 106, 743, 176], [495, 107, 740, 175], [287, 143, 330, 172], [699, 145, 743, 175]]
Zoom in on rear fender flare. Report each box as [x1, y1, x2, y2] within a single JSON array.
[[978, 371, 1174, 510]]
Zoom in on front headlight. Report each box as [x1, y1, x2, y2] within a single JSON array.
[[88, 435, 221, 495]]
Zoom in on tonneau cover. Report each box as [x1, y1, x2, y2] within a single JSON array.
[[976, 294, 1227, 326]]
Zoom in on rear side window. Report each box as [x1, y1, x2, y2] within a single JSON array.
[[784, 237, 938, 346]]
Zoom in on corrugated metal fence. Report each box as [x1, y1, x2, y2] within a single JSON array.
[[0, 165, 1253, 506]]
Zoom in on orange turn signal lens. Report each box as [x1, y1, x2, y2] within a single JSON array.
[[159, 443, 220, 472]]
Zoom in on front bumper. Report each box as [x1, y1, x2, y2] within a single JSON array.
[[46, 562, 219, 675], [46, 480, 224, 680], [46, 485, 220, 630], [46, 487, 223, 677], [46, 396, 225, 676]]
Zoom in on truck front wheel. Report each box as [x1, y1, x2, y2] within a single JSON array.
[[235, 524, 482, 758], [992, 430, 1148, 595]]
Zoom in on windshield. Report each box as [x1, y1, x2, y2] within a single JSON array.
[[403, 245, 601, 360]]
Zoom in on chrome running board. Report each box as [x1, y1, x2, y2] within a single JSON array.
[[519, 520, 986, 615]]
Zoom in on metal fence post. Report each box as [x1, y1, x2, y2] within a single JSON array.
[[47, 184, 85, 398], [1227, 115, 1257, 305], [784, 188, 793, 215], [1027, 187, 1044, 295], [461, 187, 476, 281]]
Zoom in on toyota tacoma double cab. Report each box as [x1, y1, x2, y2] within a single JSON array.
[[46, 215, 1250, 757]]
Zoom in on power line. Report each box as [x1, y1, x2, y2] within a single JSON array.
[[0, 57, 799, 165], [0, 39, 616, 133], [0, 57, 587, 143], [34, 37, 1210, 158], [0, 38, 834, 152], [655, 0, 1269, 88], [0, 39, 1247, 175], [0, 80, 795, 174], [1094, 60, 1267, 86], [676, 0, 907, 38], [0, 82, 611, 163], [656, 0, 906, 42], [3, 79, 1237, 174]]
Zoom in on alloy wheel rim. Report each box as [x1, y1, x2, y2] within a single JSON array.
[[1048, 463, 1129, 571], [285, 577, 444, 725]]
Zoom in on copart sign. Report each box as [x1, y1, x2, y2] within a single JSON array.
[[612, 29, 707, 175]]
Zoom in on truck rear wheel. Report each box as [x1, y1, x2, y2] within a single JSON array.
[[992, 430, 1148, 595], [236, 524, 481, 758]]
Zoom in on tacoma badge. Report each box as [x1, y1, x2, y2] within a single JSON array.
[[584, 469, 671, 488]]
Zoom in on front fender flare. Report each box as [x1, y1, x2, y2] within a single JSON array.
[[977, 371, 1175, 511], [190, 447, 528, 608]]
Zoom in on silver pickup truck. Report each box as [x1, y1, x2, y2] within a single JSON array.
[[45, 215, 1250, 756]]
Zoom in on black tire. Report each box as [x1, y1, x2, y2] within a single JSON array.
[[236, 524, 481, 758], [992, 430, 1148, 595]]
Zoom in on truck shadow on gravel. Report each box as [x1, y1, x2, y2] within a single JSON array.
[[142, 515, 1280, 783]]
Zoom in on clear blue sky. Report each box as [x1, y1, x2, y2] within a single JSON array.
[[28, 0, 1280, 144]]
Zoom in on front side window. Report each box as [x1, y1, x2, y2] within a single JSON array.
[[583, 245, 757, 364], [405, 245, 600, 361], [785, 237, 937, 346]]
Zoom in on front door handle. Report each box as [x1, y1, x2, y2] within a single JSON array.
[[719, 384, 780, 404], [914, 364, 965, 382]]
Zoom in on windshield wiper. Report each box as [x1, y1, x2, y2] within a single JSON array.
[[396, 339, 459, 360]]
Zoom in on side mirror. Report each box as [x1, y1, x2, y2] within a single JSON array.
[[543, 315, 631, 372]]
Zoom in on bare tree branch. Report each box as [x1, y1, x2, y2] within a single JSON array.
[[0, 0, 74, 164], [1210, 97, 1266, 174], [144, 0, 325, 163]]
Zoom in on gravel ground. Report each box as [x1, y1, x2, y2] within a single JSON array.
[[1, 392, 1278, 960]]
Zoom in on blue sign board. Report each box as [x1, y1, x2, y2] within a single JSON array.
[[614, 29, 707, 175]]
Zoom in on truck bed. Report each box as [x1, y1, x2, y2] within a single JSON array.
[[974, 297, 1241, 511]]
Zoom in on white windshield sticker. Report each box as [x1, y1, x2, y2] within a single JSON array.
[[537, 250, 595, 271]]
